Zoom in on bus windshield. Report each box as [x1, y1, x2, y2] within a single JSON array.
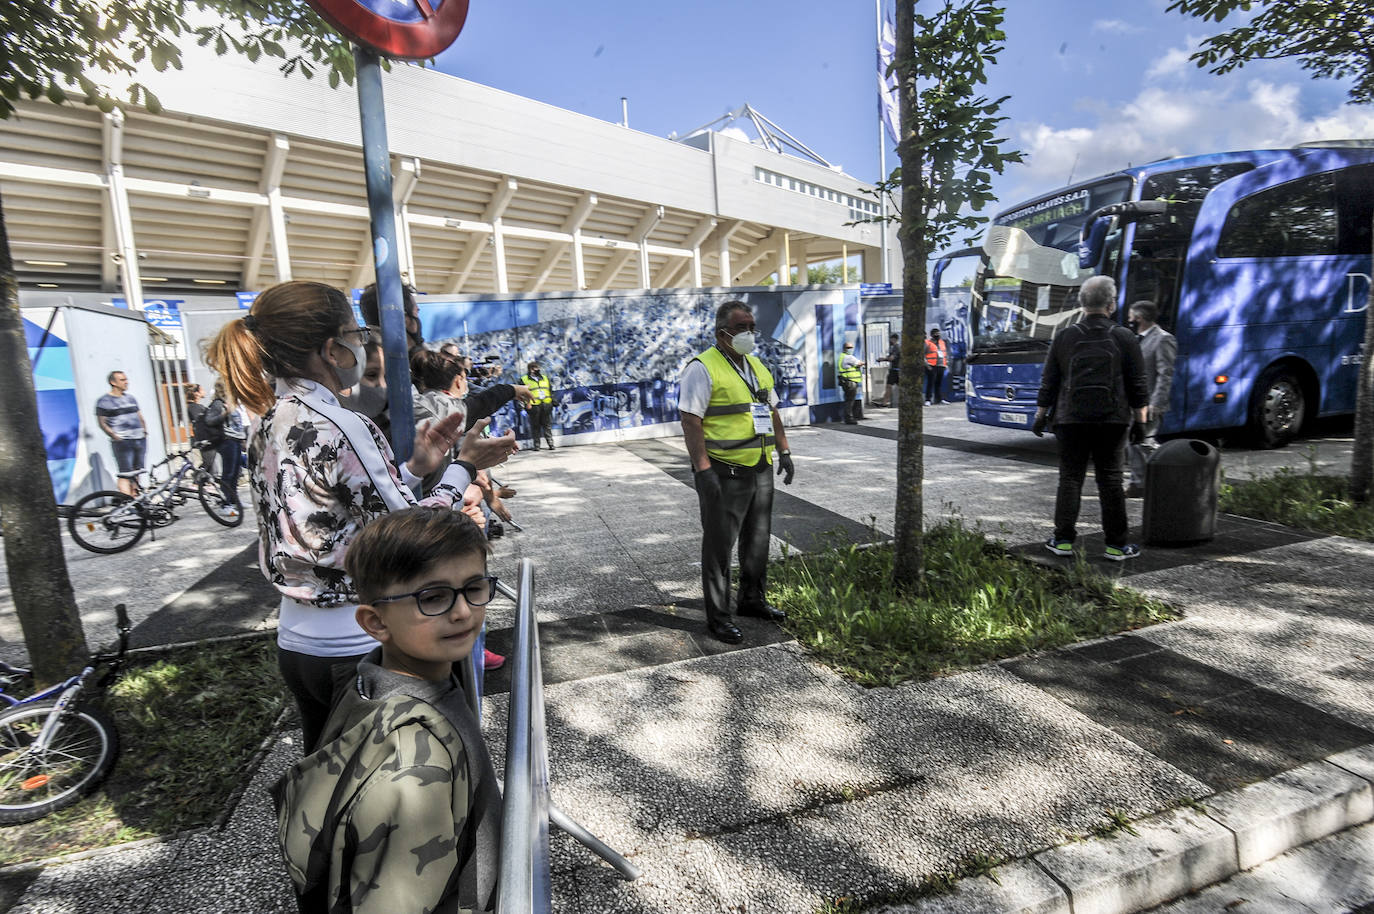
[[973, 177, 1132, 351]]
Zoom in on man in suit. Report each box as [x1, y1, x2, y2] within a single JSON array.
[[1125, 301, 1177, 497]]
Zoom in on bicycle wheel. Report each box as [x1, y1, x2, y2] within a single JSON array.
[[67, 490, 147, 554], [197, 476, 243, 527], [0, 700, 119, 824]]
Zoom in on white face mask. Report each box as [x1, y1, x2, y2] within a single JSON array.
[[328, 338, 366, 391], [728, 330, 757, 356]]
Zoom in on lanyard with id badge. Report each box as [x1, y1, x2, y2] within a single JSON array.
[[727, 355, 773, 435]]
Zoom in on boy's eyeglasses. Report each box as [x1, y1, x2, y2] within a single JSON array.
[[372, 576, 499, 616], [340, 326, 373, 344]]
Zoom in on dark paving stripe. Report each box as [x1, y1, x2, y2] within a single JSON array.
[[132, 542, 279, 648], [481, 604, 791, 695], [620, 438, 883, 551], [1004, 635, 1374, 791], [1010, 512, 1322, 577], [821, 420, 1058, 468]]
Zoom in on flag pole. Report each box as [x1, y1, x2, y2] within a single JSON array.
[[875, 0, 889, 284]]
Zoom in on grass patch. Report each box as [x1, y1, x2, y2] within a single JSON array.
[[771, 519, 1177, 687], [1220, 466, 1374, 541], [0, 637, 284, 865]]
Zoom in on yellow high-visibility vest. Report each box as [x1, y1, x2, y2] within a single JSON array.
[[838, 355, 862, 383], [694, 346, 775, 467], [521, 374, 553, 404]]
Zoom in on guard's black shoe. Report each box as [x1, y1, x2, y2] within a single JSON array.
[[737, 603, 786, 622], [707, 619, 743, 644]]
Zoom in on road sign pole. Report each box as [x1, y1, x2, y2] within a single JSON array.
[[353, 44, 415, 462]]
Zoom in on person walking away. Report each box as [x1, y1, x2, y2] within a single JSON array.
[[205, 280, 516, 752], [838, 341, 865, 424], [520, 360, 556, 449], [208, 381, 248, 519], [1031, 275, 1149, 561], [924, 327, 949, 405], [1125, 301, 1177, 497], [96, 370, 148, 497], [875, 332, 900, 407], [679, 300, 796, 644], [273, 507, 501, 914]]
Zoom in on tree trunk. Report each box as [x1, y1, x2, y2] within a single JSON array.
[[891, 0, 929, 592], [1351, 223, 1374, 504], [0, 192, 89, 682]]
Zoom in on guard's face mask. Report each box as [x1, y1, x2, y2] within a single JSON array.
[[727, 330, 757, 356]]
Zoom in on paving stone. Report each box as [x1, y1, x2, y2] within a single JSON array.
[[1328, 742, 1374, 786], [1034, 807, 1236, 914], [1204, 758, 1374, 869], [1147, 820, 1374, 914], [871, 859, 1069, 914]]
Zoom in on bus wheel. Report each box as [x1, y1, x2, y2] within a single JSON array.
[[1251, 368, 1305, 448]]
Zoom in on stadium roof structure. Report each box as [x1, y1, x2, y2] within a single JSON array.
[[1, 48, 896, 299]]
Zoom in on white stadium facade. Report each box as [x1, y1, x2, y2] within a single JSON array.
[[2, 47, 898, 300]]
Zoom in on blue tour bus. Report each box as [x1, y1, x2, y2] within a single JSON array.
[[959, 143, 1374, 446]]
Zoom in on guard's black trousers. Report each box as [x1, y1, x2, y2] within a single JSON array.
[[528, 402, 555, 448], [696, 461, 774, 625]]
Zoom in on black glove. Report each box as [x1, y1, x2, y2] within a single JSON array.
[[693, 467, 722, 500], [776, 452, 795, 485], [1031, 414, 1048, 437], [1129, 423, 1146, 445]]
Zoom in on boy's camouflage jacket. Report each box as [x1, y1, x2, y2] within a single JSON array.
[[272, 655, 499, 913]]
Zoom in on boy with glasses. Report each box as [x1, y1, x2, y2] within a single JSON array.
[[274, 507, 501, 914]]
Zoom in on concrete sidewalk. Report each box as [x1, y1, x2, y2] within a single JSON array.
[[3, 409, 1372, 913]]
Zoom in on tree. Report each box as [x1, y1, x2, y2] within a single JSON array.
[[1167, 0, 1374, 501], [873, 0, 1022, 589], [0, 0, 352, 682]]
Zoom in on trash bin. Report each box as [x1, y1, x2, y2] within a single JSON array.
[[1142, 439, 1220, 545]]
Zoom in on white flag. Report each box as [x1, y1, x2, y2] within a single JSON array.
[[877, 8, 899, 144]]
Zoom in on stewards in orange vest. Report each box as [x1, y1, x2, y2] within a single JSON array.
[[924, 327, 949, 405]]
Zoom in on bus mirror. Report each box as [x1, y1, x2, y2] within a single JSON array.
[[1078, 217, 1112, 268], [1129, 200, 1169, 216]]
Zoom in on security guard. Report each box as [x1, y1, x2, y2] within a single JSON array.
[[924, 326, 949, 405], [520, 361, 556, 450], [679, 300, 796, 644], [838, 341, 865, 424]]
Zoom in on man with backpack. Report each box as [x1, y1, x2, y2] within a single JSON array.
[[1031, 275, 1149, 561]]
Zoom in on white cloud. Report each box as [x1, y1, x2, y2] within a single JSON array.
[[1000, 79, 1374, 205], [1145, 46, 1193, 82], [1143, 36, 1207, 82], [1092, 19, 1143, 34]]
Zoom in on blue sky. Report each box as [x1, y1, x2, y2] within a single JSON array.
[[435, 1, 1374, 244]]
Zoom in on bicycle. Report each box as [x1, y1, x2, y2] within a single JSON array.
[[0, 603, 131, 824], [66, 449, 243, 554]]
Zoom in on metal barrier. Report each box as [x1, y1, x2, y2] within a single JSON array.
[[496, 560, 639, 913]]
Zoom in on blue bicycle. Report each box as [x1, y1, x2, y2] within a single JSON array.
[[0, 604, 131, 824]]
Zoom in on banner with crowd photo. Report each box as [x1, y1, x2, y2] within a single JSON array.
[[416, 286, 865, 445], [861, 290, 971, 401]]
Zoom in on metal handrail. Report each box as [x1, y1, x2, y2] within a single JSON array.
[[497, 560, 551, 912], [495, 561, 637, 914]]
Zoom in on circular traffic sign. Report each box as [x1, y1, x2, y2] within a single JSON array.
[[308, 0, 470, 60]]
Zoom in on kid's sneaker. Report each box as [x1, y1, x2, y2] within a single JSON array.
[[1103, 543, 1142, 562], [1044, 537, 1074, 557]]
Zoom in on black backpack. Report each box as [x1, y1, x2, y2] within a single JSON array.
[[194, 399, 226, 446], [1065, 324, 1122, 421]]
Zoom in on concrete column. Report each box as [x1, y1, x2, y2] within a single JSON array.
[[793, 239, 809, 285], [862, 247, 883, 284], [492, 223, 509, 293], [775, 233, 789, 285], [718, 232, 732, 284], [572, 232, 586, 289], [103, 112, 143, 311]]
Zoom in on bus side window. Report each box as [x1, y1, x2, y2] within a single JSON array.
[[1335, 165, 1374, 255], [1218, 172, 1339, 258]]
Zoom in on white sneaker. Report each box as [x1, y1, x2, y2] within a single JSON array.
[[224, 506, 240, 519]]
